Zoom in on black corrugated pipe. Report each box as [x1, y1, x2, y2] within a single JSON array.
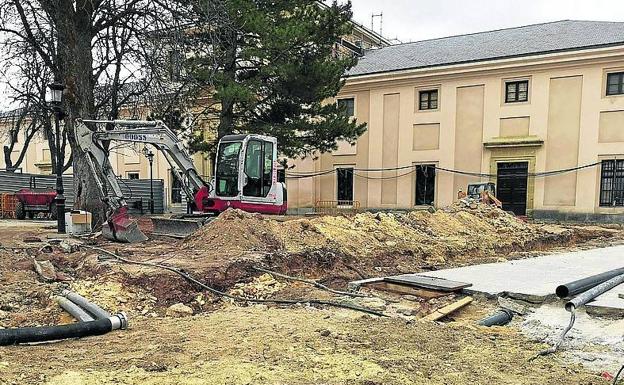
[[556, 267, 624, 298], [61, 290, 111, 320], [0, 313, 127, 346], [478, 309, 514, 327]]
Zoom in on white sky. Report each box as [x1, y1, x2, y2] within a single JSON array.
[[3, 1, 624, 110], [349, 0, 624, 43]]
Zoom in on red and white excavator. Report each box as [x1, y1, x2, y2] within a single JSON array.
[[75, 119, 287, 243]]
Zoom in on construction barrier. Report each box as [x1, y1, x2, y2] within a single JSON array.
[[313, 200, 361, 216], [0, 193, 17, 219]]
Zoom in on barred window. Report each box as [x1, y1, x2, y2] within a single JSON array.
[[505, 80, 529, 103], [599, 159, 624, 207]]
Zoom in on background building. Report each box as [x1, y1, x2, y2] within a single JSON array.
[[287, 20, 624, 221]]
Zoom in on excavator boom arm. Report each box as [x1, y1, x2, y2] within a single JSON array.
[[75, 119, 206, 243]]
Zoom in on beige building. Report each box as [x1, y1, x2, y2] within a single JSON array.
[[287, 20, 624, 222]]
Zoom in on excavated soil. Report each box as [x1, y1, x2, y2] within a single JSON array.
[[0, 306, 604, 385], [179, 206, 618, 279], [0, 214, 622, 384], [24, 205, 611, 313]]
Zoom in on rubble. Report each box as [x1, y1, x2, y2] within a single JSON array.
[[166, 303, 194, 317], [228, 273, 286, 299], [32, 259, 58, 282]]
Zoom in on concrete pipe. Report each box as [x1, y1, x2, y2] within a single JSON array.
[[61, 290, 111, 320], [56, 296, 95, 322]]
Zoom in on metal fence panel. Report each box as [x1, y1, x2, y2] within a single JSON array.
[[0, 171, 164, 214]]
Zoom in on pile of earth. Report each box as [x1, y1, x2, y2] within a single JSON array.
[[182, 205, 602, 275]]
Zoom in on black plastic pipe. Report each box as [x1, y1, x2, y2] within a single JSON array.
[[565, 273, 624, 312], [478, 309, 514, 327], [556, 267, 624, 298], [0, 313, 127, 346], [61, 290, 111, 320]]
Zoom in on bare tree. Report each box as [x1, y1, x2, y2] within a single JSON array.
[[0, 0, 200, 224]]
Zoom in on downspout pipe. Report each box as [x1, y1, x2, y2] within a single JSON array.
[[56, 297, 95, 322], [556, 267, 624, 298], [0, 313, 128, 346], [61, 290, 111, 320], [565, 273, 624, 312]]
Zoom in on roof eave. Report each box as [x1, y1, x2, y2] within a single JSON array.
[[344, 42, 624, 82]]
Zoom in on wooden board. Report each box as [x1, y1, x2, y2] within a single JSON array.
[[420, 297, 474, 322], [367, 282, 449, 299], [384, 274, 472, 292]]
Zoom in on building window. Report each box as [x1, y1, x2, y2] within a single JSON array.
[[415, 165, 436, 205], [171, 171, 183, 204], [505, 80, 529, 103], [606, 72, 624, 96], [599, 159, 624, 207], [336, 167, 354, 202], [337, 98, 355, 117], [126, 172, 140, 180], [419, 90, 438, 110], [168, 49, 183, 81]]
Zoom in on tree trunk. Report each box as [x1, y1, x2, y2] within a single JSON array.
[[216, 29, 238, 140], [53, 0, 107, 226]]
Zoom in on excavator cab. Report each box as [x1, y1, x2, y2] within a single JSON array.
[[201, 134, 287, 215]]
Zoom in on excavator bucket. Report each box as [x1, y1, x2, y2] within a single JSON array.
[[151, 216, 214, 238], [102, 207, 148, 243]]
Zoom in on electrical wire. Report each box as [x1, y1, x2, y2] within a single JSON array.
[[531, 308, 576, 360], [286, 162, 601, 180], [82, 245, 388, 317], [614, 364, 624, 385], [354, 169, 416, 180], [115, 174, 134, 199]]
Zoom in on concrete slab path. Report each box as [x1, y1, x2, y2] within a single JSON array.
[[419, 245, 624, 315]]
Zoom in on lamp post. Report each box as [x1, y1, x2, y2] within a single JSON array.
[[47, 81, 66, 233], [142, 146, 155, 214]]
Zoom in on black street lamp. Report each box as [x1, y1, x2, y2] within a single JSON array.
[[47, 81, 66, 233], [142, 146, 155, 214]]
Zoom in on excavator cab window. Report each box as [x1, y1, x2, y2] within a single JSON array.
[[243, 139, 274, 198], [216, 141, 242, 197], [244, 140, 263, 197], [262, 141, 274, 196]]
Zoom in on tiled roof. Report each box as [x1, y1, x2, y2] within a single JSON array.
[[348, 20, 624, 76]]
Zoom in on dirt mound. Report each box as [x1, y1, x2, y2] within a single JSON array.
[[183, 206, 575, 268], [182, 209, 281, 253]]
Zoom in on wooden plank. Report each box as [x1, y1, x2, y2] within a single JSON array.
[[367, 282, 449, 299], [385, 274, 472, 292], [420, 296, 474, 322]]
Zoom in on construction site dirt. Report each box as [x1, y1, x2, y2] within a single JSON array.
[[0, 207, 623, 384]]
